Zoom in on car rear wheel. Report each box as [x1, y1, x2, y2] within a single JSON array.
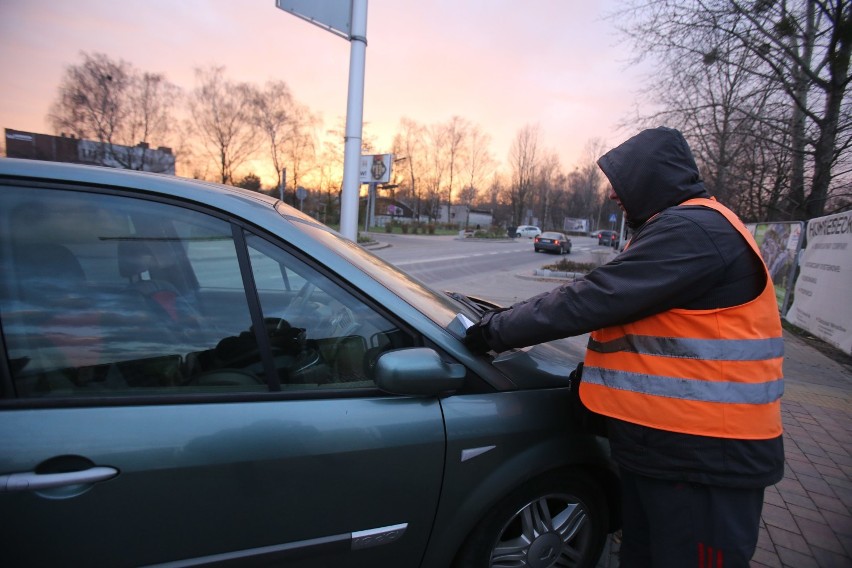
[[453, 470, 609, 568]]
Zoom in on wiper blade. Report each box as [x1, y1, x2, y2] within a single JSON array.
[[445, 291, 489, 316]]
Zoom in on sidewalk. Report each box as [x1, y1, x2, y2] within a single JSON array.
[[597, 328, 852, 568]]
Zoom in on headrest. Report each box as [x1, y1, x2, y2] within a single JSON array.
[[117, 240, 159, 278]]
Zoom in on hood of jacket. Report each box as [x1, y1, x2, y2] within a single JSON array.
[[597, 127, 709, 229]]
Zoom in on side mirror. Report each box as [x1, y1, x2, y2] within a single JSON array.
[[375, 348, 466, 396]]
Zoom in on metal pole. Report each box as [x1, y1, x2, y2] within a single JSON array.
[[279, 167, 286, 202], [339, 0, 368, 241], [369, 182, 377, 229]]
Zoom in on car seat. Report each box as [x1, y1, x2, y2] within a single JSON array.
[[117, 239, 198, 326]]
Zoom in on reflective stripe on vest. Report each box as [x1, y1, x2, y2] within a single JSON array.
[[579, 197, 784, 439]]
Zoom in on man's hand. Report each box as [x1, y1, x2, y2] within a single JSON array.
[[463, 320, 492, 354], [463, 307, 509, 354]]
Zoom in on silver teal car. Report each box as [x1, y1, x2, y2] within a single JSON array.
[[0, 158, 619, 568]]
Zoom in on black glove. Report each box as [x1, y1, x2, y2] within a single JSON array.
[[463, 320, 492, 354], [463, 307, 509, 354]]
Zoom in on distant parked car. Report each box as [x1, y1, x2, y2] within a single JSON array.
[[515, 225, 542, 238], [596, 230, 620, 247], [534, 231, 572, 254]]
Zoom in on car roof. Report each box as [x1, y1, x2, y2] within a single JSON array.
[[0, 157, 321, 231]]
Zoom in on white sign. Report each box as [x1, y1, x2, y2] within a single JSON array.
[[786, 210, 852, 355], [275, 0, 352, 40], [563, 217, 588, 233], [359, 154, 392, 184]]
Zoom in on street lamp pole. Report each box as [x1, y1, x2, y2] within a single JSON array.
[[339, 0, 368, 241]]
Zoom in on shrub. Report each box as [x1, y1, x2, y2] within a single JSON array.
[[542, 259, 597, 273]]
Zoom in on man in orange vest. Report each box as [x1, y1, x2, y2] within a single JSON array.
[[464, 127, 784, 567]]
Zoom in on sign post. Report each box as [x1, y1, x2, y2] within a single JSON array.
[[359, 154, 392, 232], [275, 0, 367, 241]]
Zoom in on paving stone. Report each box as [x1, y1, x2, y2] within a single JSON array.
[[789, 505, 824, 526], [775, 545, 819, 568], [750, 545, 782, 568], [777, 476, 809, 497], [799, 474, 837, 498], [809, 546, 851, 568], [797, 516, 845, 554], [766, 523, 807, 549], [788, 458, 823, 478], [812, 492, 850, 515], [782, 489, 817, 510]]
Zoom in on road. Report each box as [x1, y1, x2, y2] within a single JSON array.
[[369, 233, 616, 306]]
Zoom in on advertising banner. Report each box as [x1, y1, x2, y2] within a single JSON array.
[[359, 154, 393, 184], [563, 217, 588, 233], [752, 222, 805, 313], [786, 211, 852, 355]]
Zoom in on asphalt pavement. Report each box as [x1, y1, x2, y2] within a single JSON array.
[[366, 235, 852, 567]]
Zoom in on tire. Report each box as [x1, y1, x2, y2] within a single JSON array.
[[453, 470, 609, 568], [516, 233, 522, 238]]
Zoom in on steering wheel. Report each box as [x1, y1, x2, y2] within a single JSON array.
[[280, 282, 316, 322]]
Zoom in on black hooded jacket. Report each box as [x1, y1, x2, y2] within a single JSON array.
[[483, 127, 784, 488]]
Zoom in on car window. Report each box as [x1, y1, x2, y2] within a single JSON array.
[[244, 234, 415, 389], [288, 218, 479, 326], [0, 186, 261, 397], [0, 185, 418, 399]]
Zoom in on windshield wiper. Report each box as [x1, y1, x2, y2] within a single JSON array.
[[445, 291, 489, 316]]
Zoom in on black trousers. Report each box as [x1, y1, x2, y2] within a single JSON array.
[[618, 469, 766, 568]]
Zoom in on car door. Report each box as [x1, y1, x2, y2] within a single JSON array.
[[0, 184, 446, 567]]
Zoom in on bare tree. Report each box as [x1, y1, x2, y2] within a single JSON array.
[[120, 72, 181, 172], [730, 0, 851, 218], [533, 152, 562, 230], [460, 124, 496, 227], [440, 116, 470, 225], [391, 117, 427, 217], [49, 51, 179, 172], [282, 102, 320, 204], [188, 66, 259, 184], [251, 80, 295, 191], [614, 0, 851, 219], [508, 124, 542, 226], [423, 123, 449, 222]]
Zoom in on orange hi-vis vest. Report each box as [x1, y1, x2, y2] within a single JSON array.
[[579, 198, 784, 440]]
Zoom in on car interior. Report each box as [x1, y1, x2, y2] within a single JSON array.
[[0, 185, 414, 398]]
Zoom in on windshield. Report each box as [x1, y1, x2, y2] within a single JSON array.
[[287, 217, 479, 327]]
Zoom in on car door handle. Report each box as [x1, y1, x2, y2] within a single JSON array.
[[0, 466, 119, 492]]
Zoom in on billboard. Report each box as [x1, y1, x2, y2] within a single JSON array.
[[359, 154, 392, 184], [752, 221, 805, 313], [563, 217, 588, 233], [786, 211, 852, 355]]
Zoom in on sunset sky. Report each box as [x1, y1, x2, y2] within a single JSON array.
[[0, 0, 653, 183]]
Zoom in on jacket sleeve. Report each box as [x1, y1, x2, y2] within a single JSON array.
[[485, 211, 730, 352]]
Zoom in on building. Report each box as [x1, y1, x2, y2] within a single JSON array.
[[4, 128, 176, 175], [438, 204, 494, 228]]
